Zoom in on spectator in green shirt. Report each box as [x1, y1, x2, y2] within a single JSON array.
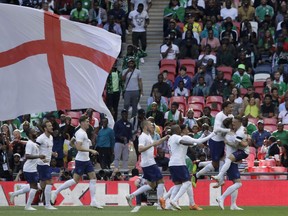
[[242, 116, 257, 136], [70, 1, 89, 23], [255, 0, 274, 23], [272, 71, 287, 96], [272, 122, 288, 146], [232, 64, 252, 89]]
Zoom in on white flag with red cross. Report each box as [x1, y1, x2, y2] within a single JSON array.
[[0, 4, 121, 126]]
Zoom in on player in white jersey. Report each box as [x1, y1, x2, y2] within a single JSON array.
[[215, 116, 249, 210], [51, 115, 102, 208], [195, 101, 233, 184], [164, 125, 215, 210], [125, 120, 169, 209], [36, 120, 58, 210], [9, 128, 45, 210], [212, 116, 249, 184]]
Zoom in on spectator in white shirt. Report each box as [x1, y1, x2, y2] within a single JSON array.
[[174, 80, 190, 97], [220, 0, 238, 21]]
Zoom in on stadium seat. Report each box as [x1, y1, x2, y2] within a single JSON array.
[[188, 103, 204, 111], [66, 111, 81, 119], [259, 159, 276, 167], [284, 124, 288, 130], [263, 118, 277, 126], [255, 86, 264, 94], [270, 166, 287, 179], [160, 65, 177, 74], [179, 59, 196, 68], [254, 63, 272, 74], [178, 103, 186, 114], [206, 96, 223, 111], [160, 59, 177, 68], [170, 96, 186, 107], [254, 73, 270, 82], [249, 166, 274, 180], [93, 111, 101, 121], [217, 66, 233, 80], [71, 118, 79, 127], [186, 66, 195, 77], [206, 96, 223, 105], [248, 118, 258, 125], [206, 103, 221, 111], [254, 81, 265, 88], [211, 110, 219, 117], [240, 88, 248, 97], [67, 160, 75, 171], [187, 96, 205, 106], [264, 125, 277, 133], [193, 110, 202, 118]]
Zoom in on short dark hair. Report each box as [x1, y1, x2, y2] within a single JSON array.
[[79, 115, 89, 123], [222, 101, 231, 110], [264, 94, 272, 100], [42, 120, 51, 129], [179, 65, 187, 71]]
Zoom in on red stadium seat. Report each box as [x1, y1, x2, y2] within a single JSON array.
[[179, 59, 196, 68], [264, 125, 277, 133], [254, 81, 265, 88], [248, 118, 258, 125], [188, 103, 204, 111], [270, 166, 287, 179], [66, 111, 81, 119], [206, 96, 224, 105], [217, 66, 233, 80], [160, 65, 177, 74], [193, 110, 202, 118], [67, 160, 75, 171], [170, 96, 186, 107], [259, 159, 276, 167], [186, 66, 195, 77], [187, 96, 205, 106], [240, 88, 248, 97], [71, 118, 79, 127], [211, 110, 219, 117], [160, 59, 177, 67], [263, 118, 277, 126], [93, 112, 101, 121], [249, 166, 274, 180], [170, 96, 187, 113]]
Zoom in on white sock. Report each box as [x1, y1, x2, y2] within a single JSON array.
[[37, 183, 42, 190], [89, 179, 97, 204], [172, 181, 191, 202], [13, 184, 30, 196], [131, 185, 152, 197], [222, 182, 242, 200], [231, 189, 238, 207], [170, 185, 181, 200], [26, 188, 37, 208], [219, 160, 224, 171], [186, 184, 195, 206], [196, 163, 215, 178], [164, 185, 175, 200], [157, 183, 164, 202], [217, 158, 232, 179], [44, 185, 52, 207], [55, 179, 76, 195]]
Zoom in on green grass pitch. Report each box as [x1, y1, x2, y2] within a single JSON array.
[[1, 206, 288, 216]]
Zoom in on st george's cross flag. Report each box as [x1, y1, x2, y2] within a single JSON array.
[[0, 4, 121, 126]]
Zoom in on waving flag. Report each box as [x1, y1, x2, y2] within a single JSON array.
[[0, 4, 121, 126]]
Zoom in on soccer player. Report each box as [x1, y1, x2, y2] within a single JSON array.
[[51, 115, 103, 208], [195, 101, 233, 183], [165, 124, 215, 210], [212, 116, 249, 187], [36, 120, 58, 210], [125, 120, 170, 209], [9, 128, 45, 210], [216, 116, 248, 210]]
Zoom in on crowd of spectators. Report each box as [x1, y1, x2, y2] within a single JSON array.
[[1, 0, 288, 182]]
